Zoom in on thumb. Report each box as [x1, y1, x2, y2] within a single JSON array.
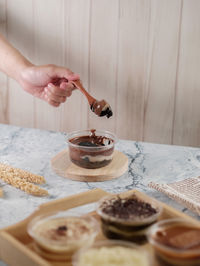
[[52, 66, 80, 81]]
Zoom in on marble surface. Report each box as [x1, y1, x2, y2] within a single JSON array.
[[0, 123, 200, 265]]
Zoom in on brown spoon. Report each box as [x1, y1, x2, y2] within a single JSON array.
[[71, 80, 113, 118]]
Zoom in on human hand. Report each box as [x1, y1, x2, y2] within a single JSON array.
[[18, 64, 79, 107]]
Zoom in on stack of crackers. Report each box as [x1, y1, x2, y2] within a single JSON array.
[[0, 163, 48, 197]]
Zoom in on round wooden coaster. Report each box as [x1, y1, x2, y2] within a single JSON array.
[[51, 150, 128, 182]]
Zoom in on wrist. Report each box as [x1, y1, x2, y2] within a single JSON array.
[[14, 58, 34, 84]]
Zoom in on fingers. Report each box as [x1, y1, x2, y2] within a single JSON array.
[[48, 82, 73, 97], [44, 96, 61, 107], [59, 82, 74, 96], [44, 82, 74, 107], [45, 91, 66, 103]]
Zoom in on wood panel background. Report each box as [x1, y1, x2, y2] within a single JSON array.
[[0, 0, 200, 147]]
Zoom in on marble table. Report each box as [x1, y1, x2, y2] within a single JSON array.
[[0, 123, 200, 265]]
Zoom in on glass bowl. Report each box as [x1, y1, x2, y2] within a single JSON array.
[[72, 239, 150, 266], [147, 218, 200, 266], [66, 129, 117, 169], [96, 193, 162, 244], [27, 211, 99, 255]]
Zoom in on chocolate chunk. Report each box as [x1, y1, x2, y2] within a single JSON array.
[[100, 107, 113, 118], [56, 225, 67, 236], [57, 225, 67, 231]]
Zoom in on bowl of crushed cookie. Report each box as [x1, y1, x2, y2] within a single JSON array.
[[27, 211, 99, 261], [147, 218, 200, 266], [67, 129, 117, 169], [72, 239, 150, 266], [96, 193, 162, 244]]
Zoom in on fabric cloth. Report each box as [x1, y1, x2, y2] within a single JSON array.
[[148, 177, 200, 215]]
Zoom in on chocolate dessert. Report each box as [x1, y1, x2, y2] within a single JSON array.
[[97, 193, 162, 244], [148, 218, 200, 266], [68, 129, 115, 169]]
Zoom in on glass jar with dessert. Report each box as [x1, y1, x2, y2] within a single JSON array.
[[147, 218, 200, 266], [67, 129, 117, 169], [96, 193, 162, 244], [72, 239, 150, 266], [27, 211, 99, 262]]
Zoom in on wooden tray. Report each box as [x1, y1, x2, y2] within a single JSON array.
[[51, 150, 128, 182], [0, 189, 200, 266]]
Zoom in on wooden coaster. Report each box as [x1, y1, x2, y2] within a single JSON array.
[[51, 150, 128, 182]]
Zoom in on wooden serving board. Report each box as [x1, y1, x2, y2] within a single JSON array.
[[0, 189, 200, 266], [51, 150, 128, 182]]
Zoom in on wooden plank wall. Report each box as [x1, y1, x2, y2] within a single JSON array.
[[0, 0, 200, 147]]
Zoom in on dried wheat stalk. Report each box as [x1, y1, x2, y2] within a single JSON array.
[[0, 163, 48, 196], [0, 163, 45, 184], [0, 173, 48, 196]]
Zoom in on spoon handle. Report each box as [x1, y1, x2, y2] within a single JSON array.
[[71, 80, 96, 106]]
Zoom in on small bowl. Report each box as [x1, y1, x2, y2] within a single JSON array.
[[67, 129, 117, 169], [72, 239, 150, 266], [27, 211, 99, 256], [147, 218, 200, 266], [96, 193, 162, 244]]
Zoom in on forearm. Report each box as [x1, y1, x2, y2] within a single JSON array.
[[0, 33, 33, 82]]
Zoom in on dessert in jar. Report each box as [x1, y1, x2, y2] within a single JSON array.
[[72, 239, 150, 266], [27, 211, 99, 261], [67, 129, 116, 169], [96, 193, 162, 244], [147, 218, 200, 266]]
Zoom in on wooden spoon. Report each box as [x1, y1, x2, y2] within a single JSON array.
[[71, 80, 113, 118]]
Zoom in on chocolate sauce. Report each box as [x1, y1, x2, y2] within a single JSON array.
[[91, 100, 113, 118], [71, 129, 112, 148]]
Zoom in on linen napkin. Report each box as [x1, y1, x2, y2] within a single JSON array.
[[148, 177, 200, 215]]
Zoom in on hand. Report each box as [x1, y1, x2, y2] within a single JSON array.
[[18, 64, 79, 107]]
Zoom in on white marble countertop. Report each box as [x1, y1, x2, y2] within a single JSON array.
[[0, 123, 200, 265]]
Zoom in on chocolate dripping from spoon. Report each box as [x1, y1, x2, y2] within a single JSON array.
[[71, 80, 113, 118]]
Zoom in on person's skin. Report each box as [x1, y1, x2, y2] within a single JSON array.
[[0, 34, 79, 107]]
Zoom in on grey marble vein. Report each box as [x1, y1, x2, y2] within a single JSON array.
[[0, 123, 200, 265]]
